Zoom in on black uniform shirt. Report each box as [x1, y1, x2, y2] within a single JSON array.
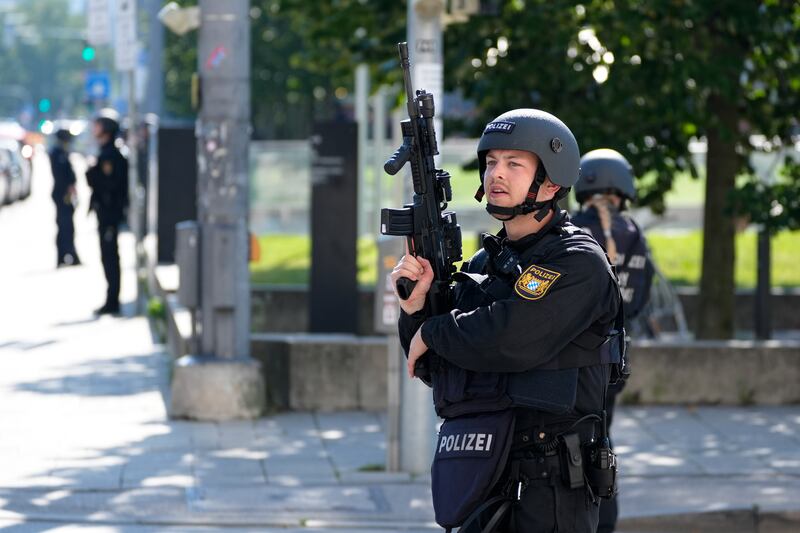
[[49, 145, 76, 203], [398, 210, 620, 416], [87, 140, 129, 225]]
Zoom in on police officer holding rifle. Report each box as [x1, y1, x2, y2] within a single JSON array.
[[382, 42, 627, 532]]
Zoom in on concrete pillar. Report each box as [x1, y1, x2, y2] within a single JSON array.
[[170, 0, 265, 421]]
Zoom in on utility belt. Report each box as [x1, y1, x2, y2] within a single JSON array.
[[511, 418, 597, 457], [509, 419, 601, 491]]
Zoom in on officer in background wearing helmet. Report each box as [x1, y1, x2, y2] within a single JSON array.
[[86, 110, 128, 315], [392, 109, 623, 532], [49, 129, 81, 267], [571, 149, 654, 533]]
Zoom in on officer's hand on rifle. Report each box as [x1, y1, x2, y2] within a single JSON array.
[[406, 327, 429, 378], [390, 253, 434, 315]]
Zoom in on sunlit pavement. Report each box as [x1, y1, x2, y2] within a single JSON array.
[[0, 151, 798, 532]]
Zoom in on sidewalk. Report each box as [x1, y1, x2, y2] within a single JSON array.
[[0, 152, 799, 532]]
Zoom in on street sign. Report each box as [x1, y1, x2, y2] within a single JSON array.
[[85, 71, 110, 100], [114, 0, 137, 72], [87, 0, 111, 45]]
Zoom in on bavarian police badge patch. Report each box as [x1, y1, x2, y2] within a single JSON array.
[[515, 264, 561, 300]]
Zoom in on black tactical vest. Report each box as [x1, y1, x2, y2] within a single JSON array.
[[430, 228, 624, 420]]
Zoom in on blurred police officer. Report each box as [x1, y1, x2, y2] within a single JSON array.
[[572, 148, 654, 533], [86, 110, 128, 315], [393, 110, 623, 532], [49, 129, 80, 267]]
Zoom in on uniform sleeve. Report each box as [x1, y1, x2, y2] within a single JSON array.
[[398, 309, 427, 358], [420, 251, 618, 373], [66, 155, 77, 186]]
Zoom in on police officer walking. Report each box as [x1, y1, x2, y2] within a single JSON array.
[[86, 110, 128, 315], [392, 109, 624, 532], [49, 129, 81, 267], [571, 149, 654, 533]]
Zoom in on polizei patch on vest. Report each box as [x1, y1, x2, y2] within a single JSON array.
[[483, 121, 516, 134], [515, 264, 561, 300], [435, 428, 495, 459]]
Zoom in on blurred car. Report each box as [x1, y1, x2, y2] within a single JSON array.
[[0, 149, 8, 205], [0, 120, 34, 202], [0, 139, 30, 202]]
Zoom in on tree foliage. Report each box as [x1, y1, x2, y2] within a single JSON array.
[[276, 0, 800, 338], [162, 0, 800, 337], [0, 0, 93, 123], [164, 0, 405, 138]]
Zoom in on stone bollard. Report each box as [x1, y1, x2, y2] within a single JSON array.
[[170, 355, 265, 421]]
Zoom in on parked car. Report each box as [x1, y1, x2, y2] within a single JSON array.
[[0, 147, 14, 205], [0, 139, 29, 202], [0, 120, 34, 202]]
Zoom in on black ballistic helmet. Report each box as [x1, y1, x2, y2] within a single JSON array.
[[575, 148, 637, 203], [476, 109, 581, 220], [94, 108, 121, 138]]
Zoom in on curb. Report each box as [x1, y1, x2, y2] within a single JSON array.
[[619, 508, 800, 533]]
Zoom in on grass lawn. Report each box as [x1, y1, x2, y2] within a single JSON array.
[[250, 230, 800, 289]]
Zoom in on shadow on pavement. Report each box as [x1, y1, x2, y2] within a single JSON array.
[[12, 353, 161, 397], [0, 340, 58, 351]]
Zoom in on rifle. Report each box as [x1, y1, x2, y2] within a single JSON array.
[[381, 42, 462, 376]]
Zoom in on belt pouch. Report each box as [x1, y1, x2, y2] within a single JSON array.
[[431, 409, 516, 529], [559, 432, 585, 489]]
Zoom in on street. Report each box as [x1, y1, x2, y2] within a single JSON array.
[[0, 151, 799, 532]]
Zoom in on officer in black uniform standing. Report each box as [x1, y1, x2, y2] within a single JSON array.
[[392, 110, 623, 532], [571, 149, 654, 533], [86, 110, 128, 315], [49, 129, 81, 267]]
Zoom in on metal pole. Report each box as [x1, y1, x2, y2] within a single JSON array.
[[373, 86, 387, 233], [355, 64, 370, 236], [144, 0, 164, 117], [755, 226, 772, 339], [145, 113, 159, 296], [197, 0, 252, 359], [169, 0, 265, 421], [127, 71, 142, 313], [398, 0, 444, 476]]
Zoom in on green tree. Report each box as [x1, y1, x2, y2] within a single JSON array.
[[444, 0, 800, 338], [163, 0, 406, 137], [162, 0, 800, 338], [0, 0, 92, 121]]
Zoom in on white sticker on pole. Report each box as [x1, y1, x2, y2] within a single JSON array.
[[414, 62, 443, 103], [114, 0, 137, 72], [87, 0, 111, 45]]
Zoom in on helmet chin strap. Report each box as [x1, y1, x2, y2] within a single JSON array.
[[476, 165, 554, 222]]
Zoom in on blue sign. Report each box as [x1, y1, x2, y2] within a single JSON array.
[[85, 71, 110, 100]]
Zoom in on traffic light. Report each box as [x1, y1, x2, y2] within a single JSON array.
[[82, 44, 96, 62], [38, 98, 51, 113]]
